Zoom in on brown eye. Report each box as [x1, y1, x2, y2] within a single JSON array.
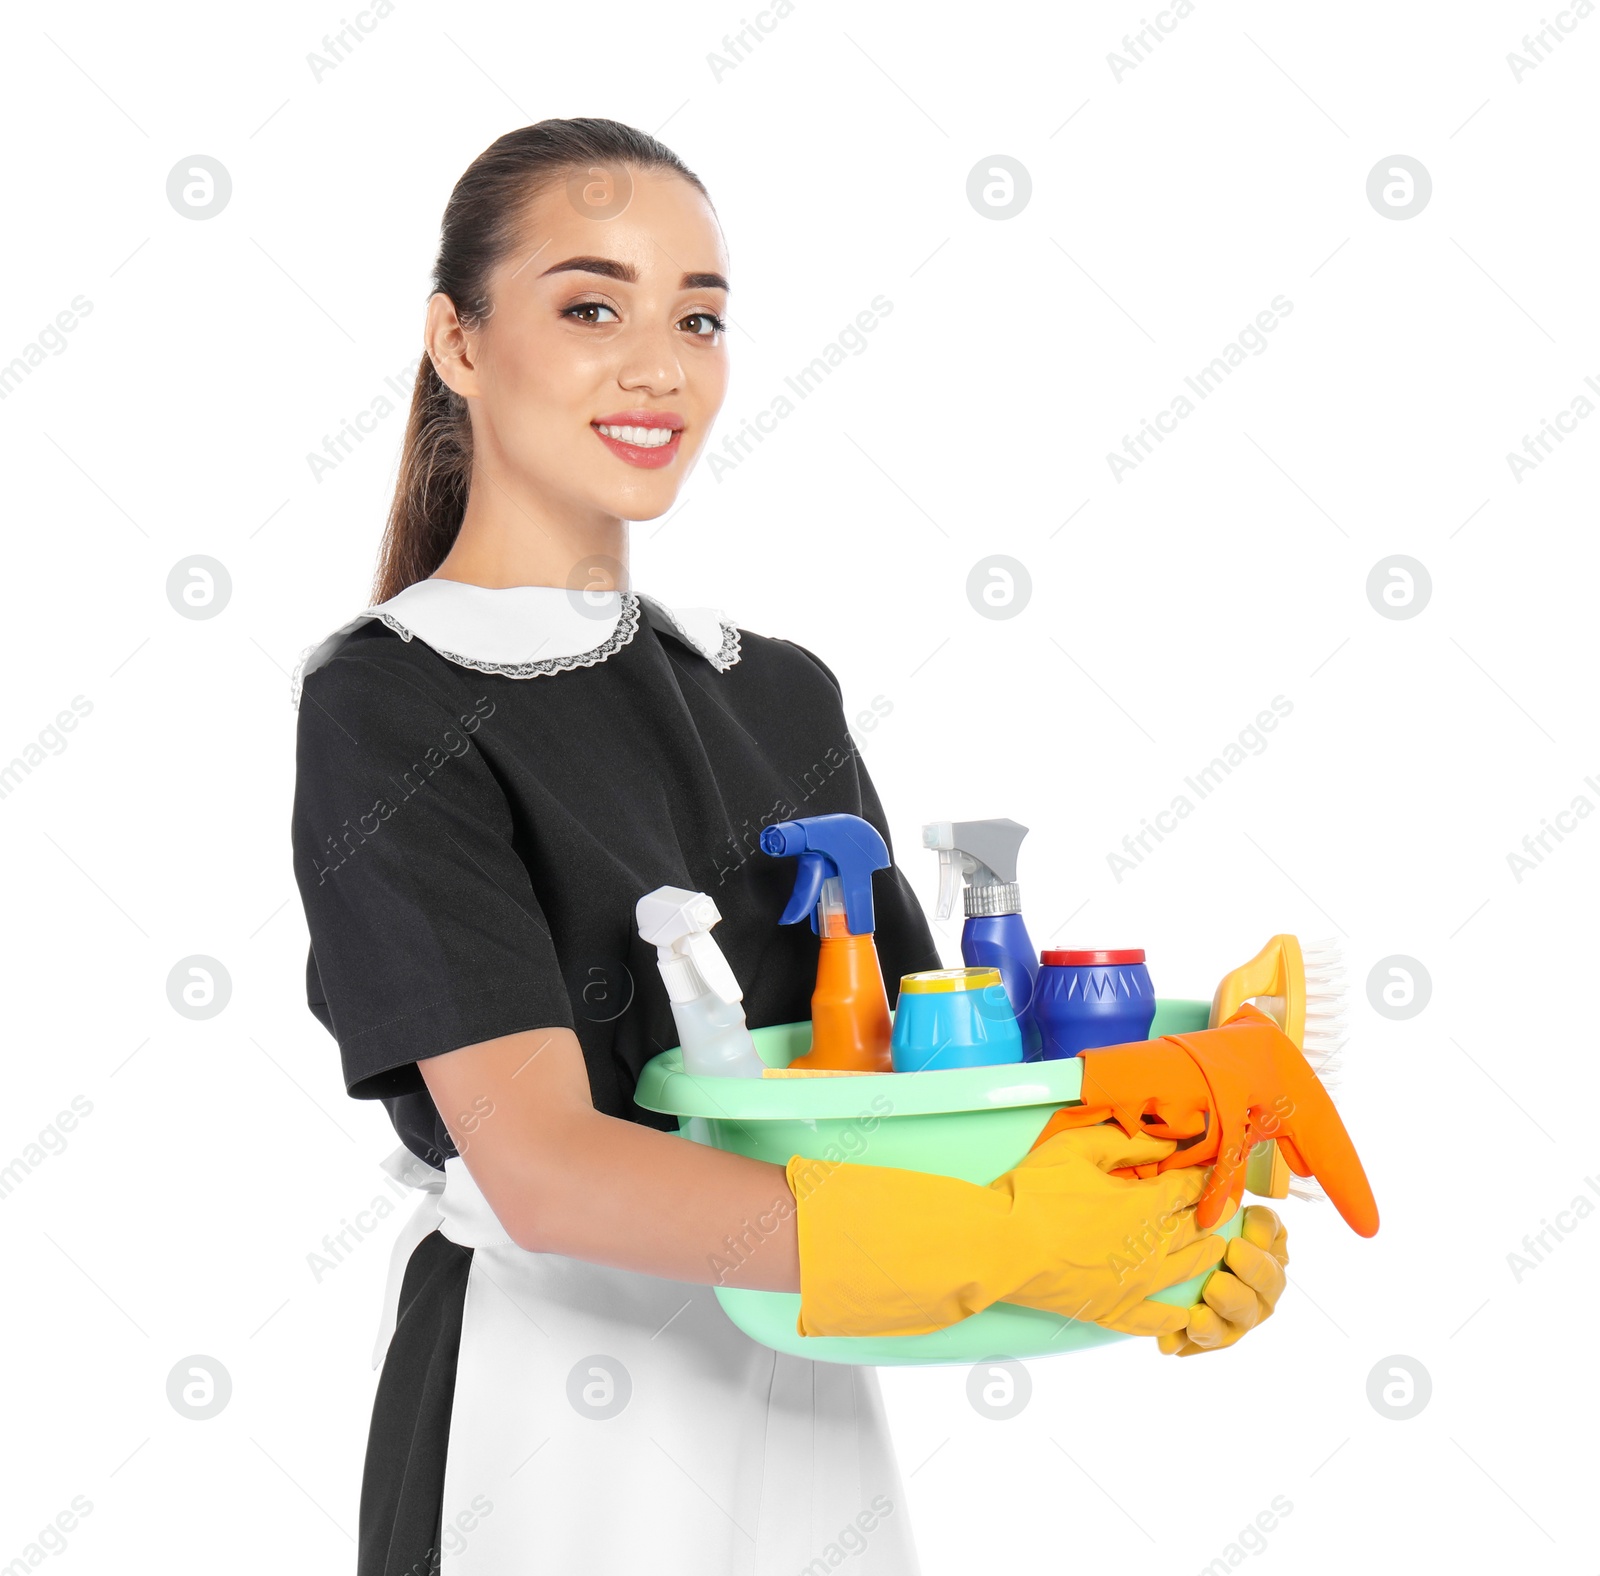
[[562, 302, 620, 325], [682, 312, 726, 338]]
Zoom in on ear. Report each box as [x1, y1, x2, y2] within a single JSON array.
[[424, 291, 481, 400]]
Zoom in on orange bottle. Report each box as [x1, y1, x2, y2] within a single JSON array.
[[789, 899, 893, 1072]]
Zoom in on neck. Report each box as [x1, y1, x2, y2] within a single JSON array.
[[431, 448, 631, 592]]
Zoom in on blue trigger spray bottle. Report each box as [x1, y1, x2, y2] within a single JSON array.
[[759, 812, 894, 1073], [922, 818, 1042, 1059]]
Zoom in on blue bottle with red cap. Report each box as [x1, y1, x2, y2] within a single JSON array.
[[1031, 949, 1156, 1061]]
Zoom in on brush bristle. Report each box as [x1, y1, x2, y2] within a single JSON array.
[[1301, 942, 1345, 1195], [1297, 937, 1347, 1095]]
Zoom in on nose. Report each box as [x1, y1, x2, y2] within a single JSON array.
[[614, 314, 685, 397]]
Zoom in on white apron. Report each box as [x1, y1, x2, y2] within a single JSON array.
[[374, 1147, 921, 1575]]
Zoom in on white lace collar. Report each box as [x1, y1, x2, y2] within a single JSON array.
[[291, 579, 741, 707]]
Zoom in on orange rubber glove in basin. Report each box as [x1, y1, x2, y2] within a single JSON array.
[[1030, 1004, 1380, 1238], [786, 1125, 1228, 1340]]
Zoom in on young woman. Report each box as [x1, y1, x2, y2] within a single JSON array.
[[290, 118, 1288, 1576]]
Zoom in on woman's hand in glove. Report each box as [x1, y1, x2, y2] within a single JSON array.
[[786, 1123, 1229, 1339], [995, 1125, 1231, 1337], [1157, 1205, 1288, 1356]]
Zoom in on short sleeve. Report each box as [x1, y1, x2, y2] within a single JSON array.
[[779, 637, 844, 700], [291, 647, 575, 1100]]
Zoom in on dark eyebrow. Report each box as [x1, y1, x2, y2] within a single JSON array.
[[537, 256, 729, 293]]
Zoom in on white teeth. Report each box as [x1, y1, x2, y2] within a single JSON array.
[[596, 423, 675, 448]]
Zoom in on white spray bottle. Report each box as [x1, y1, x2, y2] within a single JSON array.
[[635, 886, 766, 1078]]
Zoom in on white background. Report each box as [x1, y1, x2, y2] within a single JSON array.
[[2, 0, 1596, 1571]]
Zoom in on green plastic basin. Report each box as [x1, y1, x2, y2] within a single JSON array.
[[633, 998, 1240, 1366]]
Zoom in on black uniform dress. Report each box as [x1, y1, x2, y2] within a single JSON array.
[[289, 581, 940, 1576]]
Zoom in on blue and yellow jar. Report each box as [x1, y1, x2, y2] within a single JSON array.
[[890, 967, 1025, 1072]]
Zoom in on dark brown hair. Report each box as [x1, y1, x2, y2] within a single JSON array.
[[371, 118, 711, 604]]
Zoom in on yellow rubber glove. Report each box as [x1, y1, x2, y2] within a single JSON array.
[[785, 1125, 1229, 1339], [1157, 1205, 1289, 1356]]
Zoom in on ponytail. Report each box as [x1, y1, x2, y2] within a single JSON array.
[[372, 356, 473, 604]]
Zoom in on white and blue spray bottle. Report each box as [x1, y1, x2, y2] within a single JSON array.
[[636, 885, 766, 1078], [922, 818, 1042, 1059]]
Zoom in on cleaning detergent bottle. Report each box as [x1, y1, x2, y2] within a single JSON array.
[[636, 886, 766, 1078], [922, 818, 1042, 1059], [759, 813, 893, 1072]]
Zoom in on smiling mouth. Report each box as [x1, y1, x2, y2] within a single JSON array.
[[591, 422, 680, 449], [589, 421, 685, 470]]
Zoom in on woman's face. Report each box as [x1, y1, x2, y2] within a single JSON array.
[[434, 166, 731, 529]]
